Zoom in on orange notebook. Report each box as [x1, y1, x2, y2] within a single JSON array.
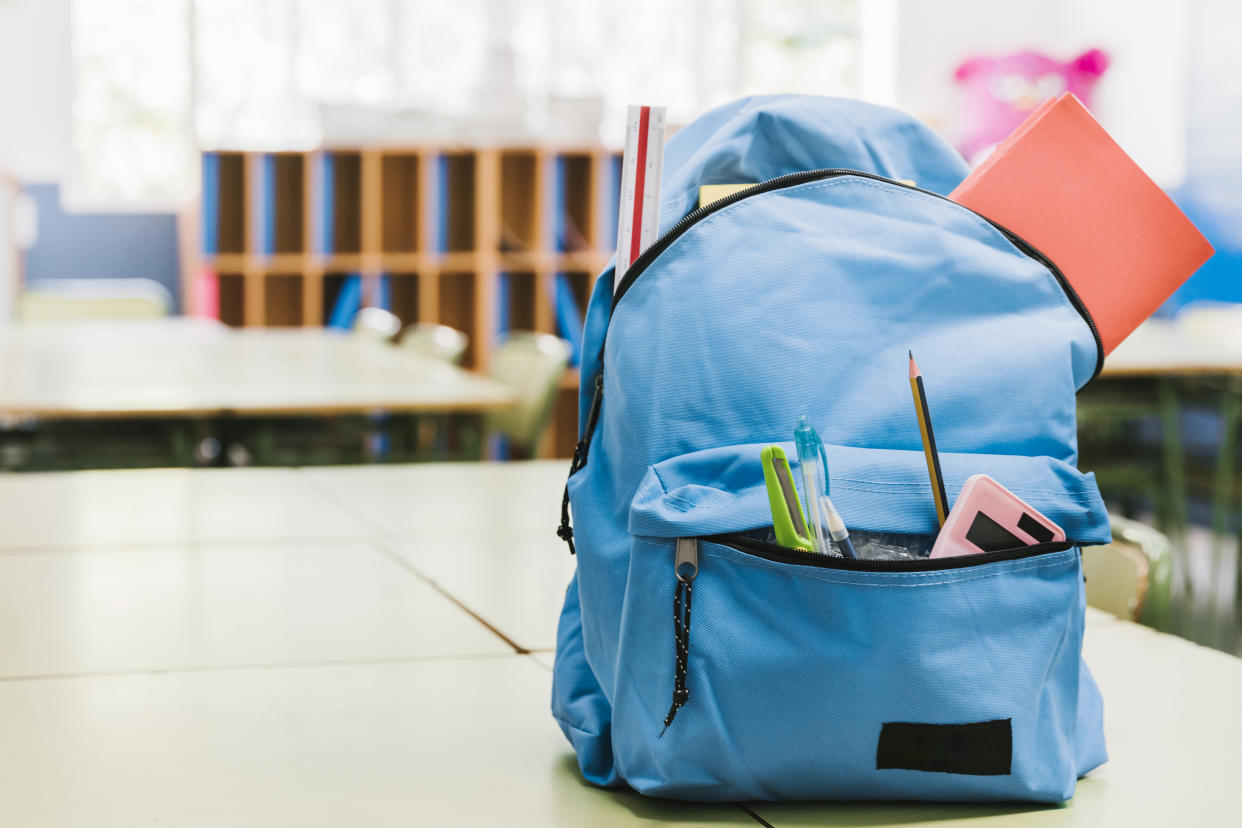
[[950, 93, 1213, 354]]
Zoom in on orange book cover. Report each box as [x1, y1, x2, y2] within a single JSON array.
[[950, 92, 1214, 355]]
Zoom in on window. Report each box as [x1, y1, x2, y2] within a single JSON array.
[[70, 0, 194, 205], [72, 0, 871, 205]]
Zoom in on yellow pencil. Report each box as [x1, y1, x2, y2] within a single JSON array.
[[909, 351, 950, 527]]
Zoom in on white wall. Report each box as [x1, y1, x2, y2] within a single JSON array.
[[0, 0, 73, 182], [892, 0, 1190, 187]]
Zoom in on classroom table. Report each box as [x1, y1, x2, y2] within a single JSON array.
[[0, 319, 515, 418], [0, 460, 1239, 825], [1103, 318, 1242, 377]]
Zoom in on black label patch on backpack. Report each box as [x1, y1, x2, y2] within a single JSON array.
[[876, 719, 1012, 775]]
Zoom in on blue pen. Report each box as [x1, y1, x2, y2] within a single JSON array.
[[793, 415, 857, 558], [793, 416, 830, 555]]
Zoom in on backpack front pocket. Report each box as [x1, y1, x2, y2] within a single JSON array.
[[609, 442, 1109, 802]]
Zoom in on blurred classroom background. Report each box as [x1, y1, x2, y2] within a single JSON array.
[[2, 0, 1242, 653]]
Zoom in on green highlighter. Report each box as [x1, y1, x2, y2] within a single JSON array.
[[761, 445, 815, 551]]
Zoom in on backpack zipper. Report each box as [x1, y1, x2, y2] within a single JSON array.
[[710, 533, 1075, 571], [557, 373, 605, 554], [608, 168, 1104, 381]]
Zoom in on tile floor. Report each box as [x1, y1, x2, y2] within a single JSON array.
[[3, 462, 1241, 826]]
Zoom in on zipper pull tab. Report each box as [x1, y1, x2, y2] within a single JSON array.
[[661, 538, 697, 737], [675, 536, 698, 582]]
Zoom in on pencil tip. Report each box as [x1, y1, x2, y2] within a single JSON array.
[[908, 351, 919, 379]]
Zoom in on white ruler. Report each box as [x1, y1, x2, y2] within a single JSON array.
[[615, 104, 667, 293]]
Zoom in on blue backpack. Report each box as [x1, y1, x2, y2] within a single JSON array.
[[552, 95, 1110, 802]]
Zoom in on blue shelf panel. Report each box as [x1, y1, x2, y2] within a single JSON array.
[[259, 154, 277, 255], [202, 153, 220, 255], [435, 153, 476, 252], [326, 273, 361, 329], [554, 272, 586, 367], [604, 153, 623, 256]]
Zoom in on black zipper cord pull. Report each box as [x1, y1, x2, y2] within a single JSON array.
[[659, 578, 693, 737], [661, 539, 698, 737], [557, 374, 604, 555], [556, 485, 577, 554]]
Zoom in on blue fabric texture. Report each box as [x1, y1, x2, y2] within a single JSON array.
[[551, 95, 1108, 802]]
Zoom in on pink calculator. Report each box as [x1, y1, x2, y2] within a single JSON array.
[[929, 474, 1065, 559]]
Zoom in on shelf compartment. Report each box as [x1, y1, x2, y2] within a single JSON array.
[[436, 153, 476, 252], [499, 151, 539, 251], [203, 152, 247, 255], [552, 153, 593, 252], [381, 153, 421, 253], [387, 272, 420, 326], [217, 272, 245, 326], [550, 386, 579, 458], [551, 270, 591, 366], [322, 271, 363, 328], [322, 151, 363, 254], [437, 271, 477, 366], [268, 153, 306, 254], [263, 273, 304, 327], [496, 270, 536, 336]]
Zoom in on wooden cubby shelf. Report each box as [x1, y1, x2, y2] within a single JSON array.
[[216, 272, 245, 327], [386, 272, 421, 326], [199, 145, 624, 458], [263, 273, 304, 327], [265, 153, 305, 255], [380, 153, 421, 254]]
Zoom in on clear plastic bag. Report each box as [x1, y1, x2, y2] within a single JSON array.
[[757, 528, 932, 560], [847, 530, 932, 561]]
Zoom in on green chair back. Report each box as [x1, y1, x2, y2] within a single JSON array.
[[398, 323, 469, 364], [486, 332, 571, 454], [18, 278, 171, 321], [1083, 514, 1173, 629], [351, 307, 401, 342]]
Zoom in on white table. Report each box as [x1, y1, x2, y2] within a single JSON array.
[[0, 319, 514, 418], [0, 461, 1238, 825], [1104, 318, 1242, 377]]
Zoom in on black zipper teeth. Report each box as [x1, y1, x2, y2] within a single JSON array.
[[709, 532, 1075, 572], [607, 168, 1104, 381]]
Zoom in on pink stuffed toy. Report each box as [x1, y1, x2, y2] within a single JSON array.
[[953, 48, 1109, 163]]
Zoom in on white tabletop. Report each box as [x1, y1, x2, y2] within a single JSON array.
[[0, 461, 1238, 825], [0, 319, 515, 418], [1104, 318, 1242, 377]]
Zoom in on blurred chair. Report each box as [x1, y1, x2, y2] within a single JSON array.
[[398, 323, 469, 364], [1078, 376, 1188, 538], [17, 278, 171, 321], [1083, 514, 1173, 629], [351, 307, 402, 342], [486, 331, 572, 456], [394, 324, 469, 460], [1176, 303, 1242, 545]]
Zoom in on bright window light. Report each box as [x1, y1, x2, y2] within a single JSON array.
[[71, 0, 866, 205]]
